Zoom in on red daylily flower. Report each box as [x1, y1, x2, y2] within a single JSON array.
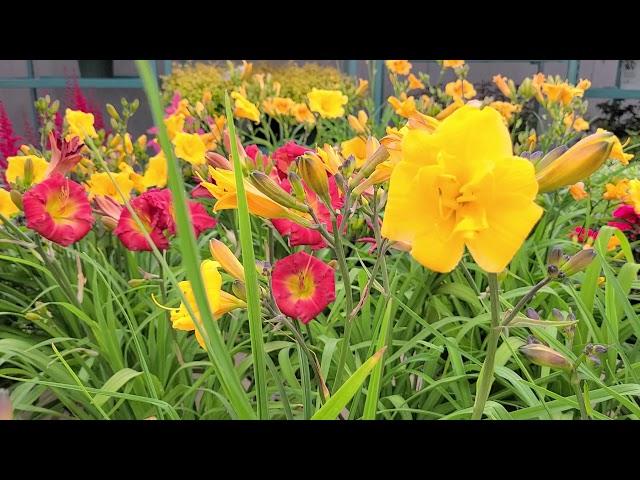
[[272, 251, 336, 324], [45, 131, 84, 177], [23, 174, 94, 246], [273, 141, 312, 176]]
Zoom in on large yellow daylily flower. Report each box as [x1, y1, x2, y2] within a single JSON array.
[[382, 105, 543, 273]]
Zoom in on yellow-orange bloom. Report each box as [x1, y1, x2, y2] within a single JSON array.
[[341, 136, 381, 170], [348, 110, 368, 134], [385, 60, 412, 76], [272, 97, 295, 116], [408, 74, 425, 90], [445, 79, 476, 100], [607, 236, 621, 252], [626, 179, 640, 213], [231, 91, 260, 123], [542, 82, 583, 106], [164, 113, 185, 140], [489, 101, 521, 122], [307, 88, 348, 119], [596, 128, 634, 165], [563, 113, 590, 132], [65, 109, 98, 139], [382, 105, 543, 273], [292, 103, 315, 125], [492, 75, 512, 98], [209, 239, 245, 282], [577, 78, 592, 92], [86, 171, 134, 204], [355, 79, 369, 96], [172, 132, 207, 165], [388, 94, 417, 118], [531, 73, 546, 102], [569, 182, 588, 200], [142, 152, 168, 188], [603, 179, 629, 201], [443, 60, 465, 69]]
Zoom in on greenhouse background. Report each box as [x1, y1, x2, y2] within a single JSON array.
[[1, 60, 639, 138]]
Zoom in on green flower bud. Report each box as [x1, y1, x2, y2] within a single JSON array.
[[519, 343, 572, 370]]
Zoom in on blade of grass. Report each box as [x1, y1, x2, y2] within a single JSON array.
[[224, 92, 269, 419], [312, 347, 386, 420], [136, 60, 255, 420]]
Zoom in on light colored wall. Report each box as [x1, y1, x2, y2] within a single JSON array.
[[0, 60, 633, 140]]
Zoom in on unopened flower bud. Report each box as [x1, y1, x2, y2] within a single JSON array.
[[288, 171, 306, 201], [23, 156, 34, 186], [297, 154, 330, 206], [128, 279, 147, 287], [210, 239, 245, 282], [50, 100, 60, 114], [559, 249, 596, 277], [206, 152, 232, 170], [106, 103, 120, 121], [101, 215, 118, 231], [548, 246, 563, 266], [10, 190, 23, 210], [249, 171, 310, 213], [130, 99, 140, 113], [525, 308, 540, 320], [552, 308, 564, 322], [519, 343, 572, 370], [24, 312, 41, 321], [232, 280, 247, 301]]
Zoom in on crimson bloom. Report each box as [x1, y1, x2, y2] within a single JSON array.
[[272, 251, 336, 324], [273, 141, 312, 175], [609, 205, 640, 241], [271, 175, 343, 250], [23, 174, 94, 246], [114, 189, 217, 251]]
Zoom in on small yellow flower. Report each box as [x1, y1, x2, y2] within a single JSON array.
[[596, 128, 634, 165], [86, 171, 134, 204], [0, 188, 19, 221], [563, 113, 590, 132], [626, 179, 640, 213], [531, 73, 546, 102], [231, 91, 260, 123], [542, 82, 583, 106], [65, 109, 98, 139], [240, 60, 253, 81], [136, 134, 147, 149], [6, 155, 49, 186], [527, 131, 537, 151], [607, 236, 621, 252], [200, 132, 218, 151], [385, 60, 412, 76], [348, 110, 368, 134], [307, 88, 348, 119], [164, 113, 185, 141], [262, 98, 277, 116], [442, 60, 465, 69], [316, 144, 344, 175], [388, 93, 417, 118], [489, 101, 521, 122], [569, 182, 588, 200], [603, 179, 629, 201], [355, 78, 369, 96], [445, 79, 476, 100], [420, 95, 431, 110], [143, 152, 168, 188], [408, 73, 425, 90], [291, 103, 315, 125], [172, 132, 207, 165], [119, 162, 146, 193], [577, 78, 592, 92], [202, 90, 213, 103]]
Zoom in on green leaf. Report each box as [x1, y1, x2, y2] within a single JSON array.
[[312, 348, 386, 420], [93, 368, 143, 408]]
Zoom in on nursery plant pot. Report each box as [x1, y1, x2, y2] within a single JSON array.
[[78, 60, 114, 78]]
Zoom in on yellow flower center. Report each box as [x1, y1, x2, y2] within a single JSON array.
[[285, 272, 316, 300], [435, 173, 488, 240], [46, 186, 77, 224]]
